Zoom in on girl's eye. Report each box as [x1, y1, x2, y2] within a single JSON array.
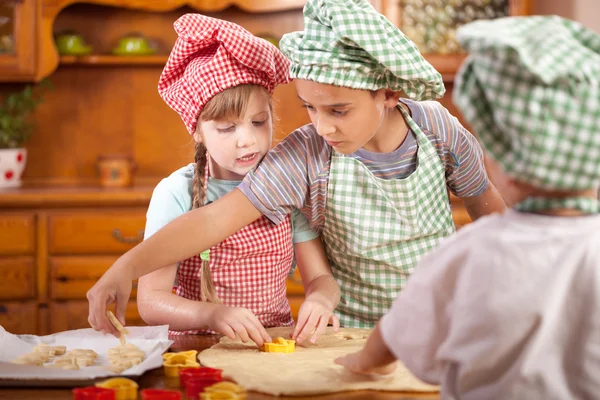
[[253, 120, 267, 126], [217, 126, 235, 133]]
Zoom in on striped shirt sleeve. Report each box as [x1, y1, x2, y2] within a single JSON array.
[[413, 100, 489, 198], [239, 125, 331, 227]]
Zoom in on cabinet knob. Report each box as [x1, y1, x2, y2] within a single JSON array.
[[0, 305, 7, 314], [112, 228, 144, 244]]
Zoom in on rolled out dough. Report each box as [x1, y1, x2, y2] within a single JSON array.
[[198, 327, 438, 396]]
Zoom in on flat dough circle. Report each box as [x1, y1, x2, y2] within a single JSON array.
[[199, 327, 438, 396]]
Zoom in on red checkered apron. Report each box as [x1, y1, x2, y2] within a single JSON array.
[[169, 161, 295, 335]]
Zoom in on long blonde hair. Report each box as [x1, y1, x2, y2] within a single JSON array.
[[192, 84, 273, 303]]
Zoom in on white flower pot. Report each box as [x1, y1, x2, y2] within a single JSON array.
[[0, 148, 27, 188]]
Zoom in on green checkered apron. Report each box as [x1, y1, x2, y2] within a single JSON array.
[[322, 106, 456, 327]]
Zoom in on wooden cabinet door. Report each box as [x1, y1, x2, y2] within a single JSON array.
[[48, 210, 146, 255], [49, 300, 145, 333], [0, 213, 35, 255], [0, 0, 36, 80], [50, 255, 139, 300], [0, 257, 35, 300], [0, 301, 37, 334]]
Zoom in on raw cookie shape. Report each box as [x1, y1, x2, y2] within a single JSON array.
[[107, 343, 145, 374], [199, 327, 439, 396]]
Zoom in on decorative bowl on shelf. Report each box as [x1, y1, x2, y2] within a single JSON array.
[[112, 33, 157, 56], [55, 31, 93, 56]]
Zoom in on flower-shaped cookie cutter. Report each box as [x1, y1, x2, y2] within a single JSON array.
[[204, 381, 247, 400], [95, 377, 138, 400], [260, 337, 296, 353], [162, 350, 200, 377]]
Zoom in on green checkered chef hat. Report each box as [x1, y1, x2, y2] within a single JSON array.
[[454, 15, 600, 191], [279, 0, 445, 101]]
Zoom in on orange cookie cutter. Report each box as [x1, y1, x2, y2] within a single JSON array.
[[260, 337, 295, 353], [95, 377, 138, 400], [204, 381, 246, 400], [199, 390, 242, 400], [162, 350, 200, 378]]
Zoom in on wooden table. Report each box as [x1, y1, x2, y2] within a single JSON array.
[[0, 335, 439, 400]]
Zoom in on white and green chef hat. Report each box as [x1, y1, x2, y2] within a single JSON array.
[[454, 15, 600, 191], [279, 0, 446, 100]]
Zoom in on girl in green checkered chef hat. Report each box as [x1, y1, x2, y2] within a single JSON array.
[[335, 16, 600, 400], [453, 14, 600, 214]]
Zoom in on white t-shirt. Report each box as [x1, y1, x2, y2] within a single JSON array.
[[381, 209, 600, 400]]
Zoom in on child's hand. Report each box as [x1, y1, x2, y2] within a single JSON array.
[[292, 297, 340, 344], [207, 305, 272, 347], [334, 351, 397, 376], [87, 264, 133, 338]]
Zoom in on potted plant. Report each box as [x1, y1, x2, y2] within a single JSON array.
[[0, 81, 49, 188]]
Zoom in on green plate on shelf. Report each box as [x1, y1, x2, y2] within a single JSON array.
[[59, 46, 93, 56], [111, 48, 157, 56]]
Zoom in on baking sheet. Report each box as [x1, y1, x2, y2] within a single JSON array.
[[0, 325, 173, 387]]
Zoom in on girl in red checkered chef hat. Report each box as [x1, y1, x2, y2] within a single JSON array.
[[105, 14, 340, 346]]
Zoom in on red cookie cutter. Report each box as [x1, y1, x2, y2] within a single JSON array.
[[73, 386, 116, 400], [140, 388, 182, 400]]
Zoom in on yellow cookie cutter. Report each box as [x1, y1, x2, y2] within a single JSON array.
[[204, 381, 246, 399], [205, 381, 245, 394], [200, 389, 243, 400], [260, 337, 296, 353], [95, 377, 138, 400], [162, 350, 200, 377]]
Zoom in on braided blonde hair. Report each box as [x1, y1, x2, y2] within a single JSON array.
[[192, 84, 273, 303]]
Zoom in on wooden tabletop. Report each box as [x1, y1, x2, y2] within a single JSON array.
[[0, 335, 440, 400]]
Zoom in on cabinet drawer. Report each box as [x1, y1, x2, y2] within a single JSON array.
[[49, 211, 146, 254], [0, 257, 35, 300], [0, 301, 37, 334], [452, 207, 472, 229], [49, 301, 145, 334], [288, 295, 304, 320], [0, 214, 35, 255], [50, 256, 138, 300], [286, 269, 304, 296]]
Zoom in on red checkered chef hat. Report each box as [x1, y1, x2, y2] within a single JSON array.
[[158, 14, 291, 134]]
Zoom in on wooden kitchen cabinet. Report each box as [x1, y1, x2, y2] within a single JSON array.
[[0, 0, 38, 81], [0, 301, 38, 334], [48, 211, 146, 255], [49, 300, 145, 333], [0, 257, 36, 300], [0, 213, 35, 255]]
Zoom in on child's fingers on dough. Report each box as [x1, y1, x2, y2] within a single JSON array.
[[231, 323, 250, 343], [244, 316, 270, 347], [309, 314, 330, 343], [295, 310, 320, 344], [334, 352, 361, 373], [330, 315, 341, 332], [217, 323, 237, 341]]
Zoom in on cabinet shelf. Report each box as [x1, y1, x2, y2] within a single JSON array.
[[60, 55, 169, 66]]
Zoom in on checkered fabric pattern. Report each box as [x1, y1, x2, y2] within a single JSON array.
[[279, 0, 445, 100], [453, 15, 600, 191], [171, 215, 295, 335], [323, 106, 455, 328], [158, 13, 291, 135]]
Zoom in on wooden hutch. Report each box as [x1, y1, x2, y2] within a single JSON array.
[[0, 0, 533, 335]]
